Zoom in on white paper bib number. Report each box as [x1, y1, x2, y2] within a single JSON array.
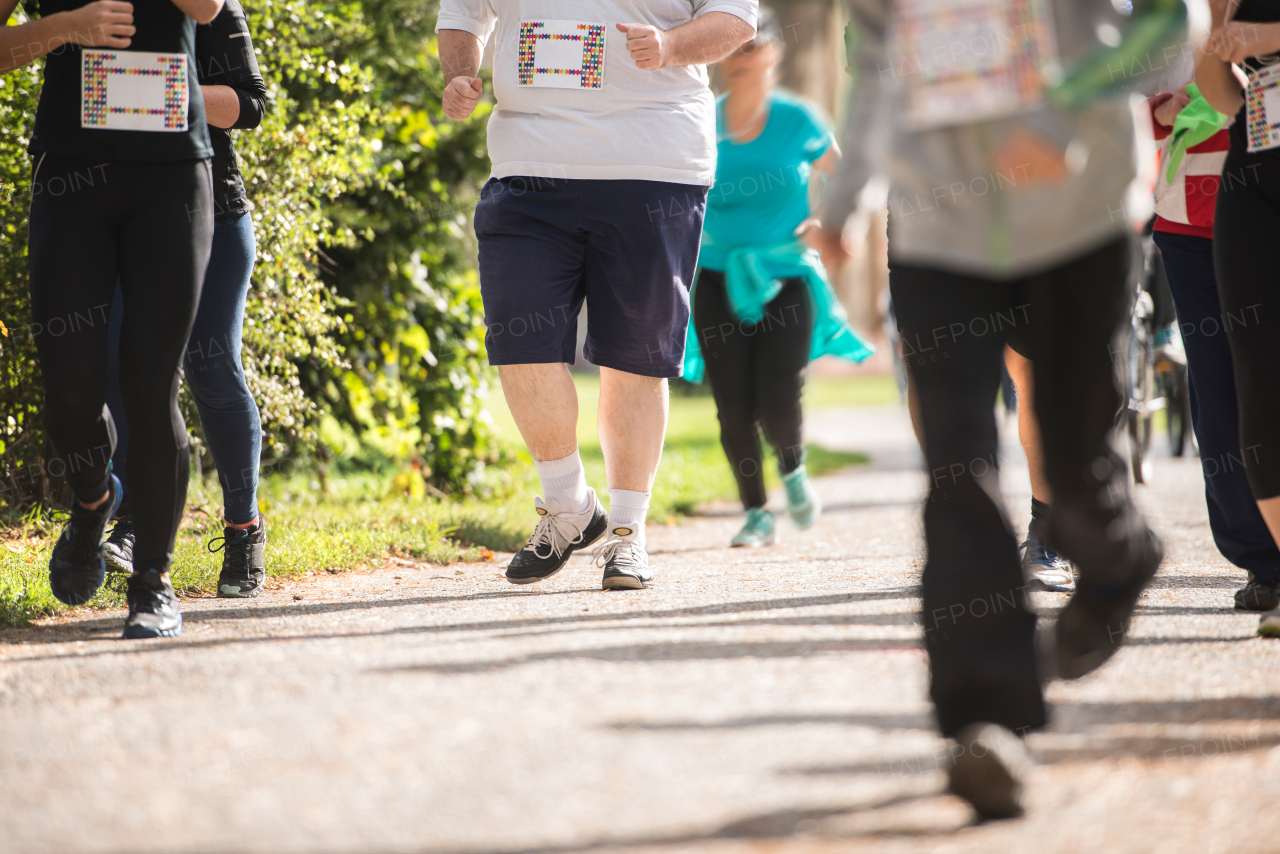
[[890, 0, 1059, 131], [517, 20, 606, 90], [81, 49, 189, 132], [1246, 63, 1280, 153]]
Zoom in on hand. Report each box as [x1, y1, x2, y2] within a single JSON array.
[[617, 22, 669, 70], [1208, 0, 1235, 30], [443, 76, 483, 121], [807, 225, 852, 274], [68, 1, 135, 49], [1207, 21, 1280, 65], [994, 130, 1069, 187], [1154, 85, 1191, 128]]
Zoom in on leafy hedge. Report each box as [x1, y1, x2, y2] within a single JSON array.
[[0, 0, 495, 517]]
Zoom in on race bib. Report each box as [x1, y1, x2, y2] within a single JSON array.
[[81, 49, 189, 132], [517, 20, 606, 90], [889, 0, 1059, 131], [1246, 63, 1280, 153]]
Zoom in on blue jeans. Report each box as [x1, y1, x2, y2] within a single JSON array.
[[1153, 231, 1280, 582], [107, 212, 262, 525]]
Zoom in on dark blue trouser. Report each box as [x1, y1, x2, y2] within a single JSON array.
[[1153, 231, 1280, 582], [108, 212, 262, 525]]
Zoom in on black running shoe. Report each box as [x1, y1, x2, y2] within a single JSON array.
[[1234, 574, 1280, 612], [48, 474, 122, 606], [211, 517, 268, 598], [1054, 525, 1163, 680], [947, 722, 1033, 821], [594, 526, 653, 590], [122, 568, 183, 639], [102, 516, 135, 575], [506, 491, 607, 585]]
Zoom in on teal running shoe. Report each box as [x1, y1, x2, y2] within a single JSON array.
[[782, 465, 821, 529], [730, 507, 776, 548]]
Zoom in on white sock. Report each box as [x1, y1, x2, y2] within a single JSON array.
[[534, 450, 591, 514], [608, 488, 650, 545]]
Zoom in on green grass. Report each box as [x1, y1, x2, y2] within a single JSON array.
[[0, 373, 884, 627]]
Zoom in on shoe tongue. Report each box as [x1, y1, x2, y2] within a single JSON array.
[[535, 496, 562, 516]]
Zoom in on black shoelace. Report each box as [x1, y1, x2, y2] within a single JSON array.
[[208, 527, 253, 577]]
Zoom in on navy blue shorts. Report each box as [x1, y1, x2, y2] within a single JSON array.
[[475, 177, 707, 378]]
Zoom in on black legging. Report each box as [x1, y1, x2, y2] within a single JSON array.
[[28, 154, 213, 572], [1214, 145, 1280, 500], [692, 269, 813, 510]]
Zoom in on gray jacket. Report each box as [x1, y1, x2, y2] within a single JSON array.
[[822, 0, 1189, 278]]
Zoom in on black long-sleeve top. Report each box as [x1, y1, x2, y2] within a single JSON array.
[[196, 0, 267, 220]]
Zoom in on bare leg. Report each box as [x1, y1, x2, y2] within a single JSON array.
[[598, 366, 668, 492], [1255, 497, 1280, 556], [1005, 346, 1051, 503], [499, 363, 578, 461]]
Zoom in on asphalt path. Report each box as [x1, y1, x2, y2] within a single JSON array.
[[3, 405, 1278, 853]]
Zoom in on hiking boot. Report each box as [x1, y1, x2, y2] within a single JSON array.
[[1054, 525, 1163, 680], [102, 516, 135, 574], [730, 507, 776, 548], [946, 722, 1034, 821], [48, 474, 122, 606], [1021, 534, 1075, 593], [1234, 574, 1280, 612], [782, 464, 820, 529], [122, 568, 183, 639], [212, 517, 268, 598], [506, 490, 607, 585], [594, 525, 653, 590]]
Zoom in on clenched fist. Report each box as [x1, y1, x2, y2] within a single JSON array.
[[70, 1, 135, 49], [443, 75, 483, 120], [617, 23, 669, 70]]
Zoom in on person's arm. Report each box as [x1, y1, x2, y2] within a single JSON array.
[[439, 27, 483, 120], [0, 0, 134, 75], [202, 84, 239, 127], [1196, 8, 1280, 115], [616, 11, 753, 70], [168, 0, 221, 25], [1149, 92, 1180, 137], [1050, 0, 1188, 107], [197, 4, 267, 130]]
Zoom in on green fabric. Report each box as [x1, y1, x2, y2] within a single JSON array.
[[1051, 0, 1188, 108], [1164, 84, 1230, 184], [682, 234, 875, 384]]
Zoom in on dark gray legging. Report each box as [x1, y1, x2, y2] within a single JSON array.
[[692, 268, 813, 510], [1214, 141, 1280, 500], [27, 154, 213, 573]]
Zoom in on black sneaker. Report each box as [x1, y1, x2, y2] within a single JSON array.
[[211, 517, 268, 598], [48, 474, 122, 606], [1054, 525, 1163, 680], [506, 491, 607, 585], [122, 568, 183, 639], [1234, 574, 1280, 612], [593, 526, 653, 590], [946, 722, 1033, 821], [102, 517, 135, 574]]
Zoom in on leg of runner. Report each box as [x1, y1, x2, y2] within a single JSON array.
[[694, 268, 775, 547], [182, 212, 267, 598], [29, 156, 213, 636], [1155, 231, 1280, 611], [1003, 346, 1074, 592], [102, 280, 136, 575]]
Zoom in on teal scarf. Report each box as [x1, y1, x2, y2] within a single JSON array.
[[683, 234, 874, 384]]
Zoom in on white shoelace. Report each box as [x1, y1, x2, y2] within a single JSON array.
[[523, 512, 588, 560], [591, 538, 643, 569]]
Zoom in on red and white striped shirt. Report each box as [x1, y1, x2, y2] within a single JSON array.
[[1149, 93, 1231, 241]]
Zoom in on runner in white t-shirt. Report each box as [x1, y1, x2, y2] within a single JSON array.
[[437, 1, 756, 590]]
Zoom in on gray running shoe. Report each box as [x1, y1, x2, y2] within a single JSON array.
[[1021, 533, 1075, 592], [593, 525, 652, 590], [946, 722, 1034, 821]]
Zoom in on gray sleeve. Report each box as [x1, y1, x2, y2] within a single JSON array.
[[819, 0, 893, 231]]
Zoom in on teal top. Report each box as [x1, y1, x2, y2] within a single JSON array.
[[684, 91, 874, 383]]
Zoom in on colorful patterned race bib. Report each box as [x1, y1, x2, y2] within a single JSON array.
[[81, 49, 189, 132], [890, 0, 1059, 131], [1246, 63, 1280, 153], [517, 20, 606, 90]]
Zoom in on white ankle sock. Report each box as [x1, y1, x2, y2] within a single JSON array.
[[608, 489, 650, 544], [534, 450, 591, 514]]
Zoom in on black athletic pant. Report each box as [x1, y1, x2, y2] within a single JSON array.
[[1214, 145, 1280, 500], [693, 269, 812, 510], [28, 154, 213, 573], [891, 237, 1152, 738]]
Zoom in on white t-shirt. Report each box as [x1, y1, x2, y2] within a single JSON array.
[[436, 0, 758, 186]]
